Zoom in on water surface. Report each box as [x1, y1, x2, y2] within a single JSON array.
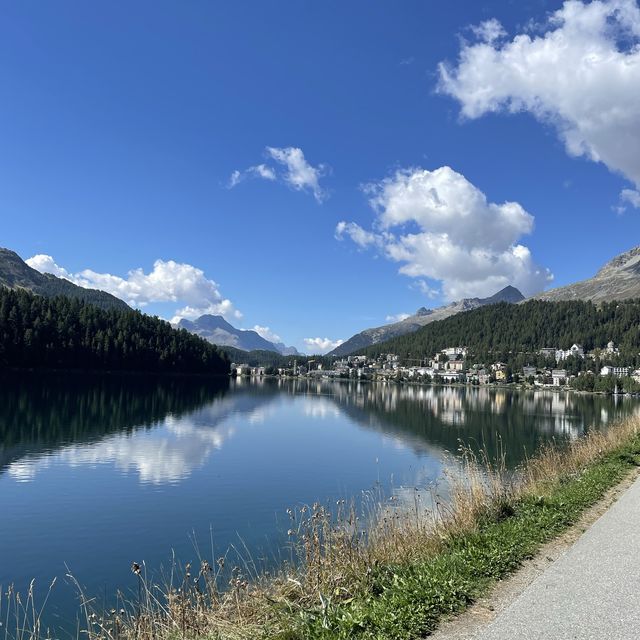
[[1, 373, 637, 628]]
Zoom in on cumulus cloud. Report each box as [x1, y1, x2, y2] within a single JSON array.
[[253, 325, 282, 344], [303, 337, 344, 354], [228, 146, 328, 202], [386, 313, 411, 323], [438, 0, 640, 194], [26, 255, 242, 323], [336, 166, 552, 300]]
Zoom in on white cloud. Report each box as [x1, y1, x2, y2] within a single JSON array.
[[620, 188, 640, 210], [470, 18, 507, 43], [228, 146, 327, 202], [386, 313, 411, 323], [26, 255, 242, 323], [303, 337, 344, 354], [252, 325, 282, 344], [26, 254, 73, 279], [438, 0, 640, 194], [228, 163, 276, 188], [335, 221, 379, 247], [336, 166, 552, 300], [228, 169, 243, 188], [412, 279, 440, 298], [266, 146, 327, 202]]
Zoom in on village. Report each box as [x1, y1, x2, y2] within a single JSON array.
[[232, 340, 640, 390]]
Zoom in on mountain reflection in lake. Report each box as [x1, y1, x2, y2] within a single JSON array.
[[1, 373, 638, 627]]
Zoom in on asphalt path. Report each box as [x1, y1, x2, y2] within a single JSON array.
[[474, 475, 640, 640]]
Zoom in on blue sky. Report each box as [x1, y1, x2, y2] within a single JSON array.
[[2, 0, 640, 352]]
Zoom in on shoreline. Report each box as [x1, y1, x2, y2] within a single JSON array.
[[234, 373, 635, 396]]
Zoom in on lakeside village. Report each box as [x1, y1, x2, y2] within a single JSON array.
[[232, 340, 640, 394]]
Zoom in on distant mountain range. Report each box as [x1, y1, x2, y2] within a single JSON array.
[[0, 247, 130, 311], [531, 246, 640, 303], [329, 285, 525, 356], [6, 241, 640, 360], [177, 314, 300, 355]]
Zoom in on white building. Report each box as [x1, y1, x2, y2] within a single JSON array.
[[600, 366, 631, 377], [605, 341, 619, 355], [441, 346, 468, 358], [552, 369, 568, 386], [556, 344, 585, 361]]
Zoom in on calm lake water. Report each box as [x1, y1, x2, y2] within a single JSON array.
[[1, 373, 638, 630]]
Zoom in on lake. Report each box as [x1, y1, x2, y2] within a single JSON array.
[[1, 373, 638, 631]]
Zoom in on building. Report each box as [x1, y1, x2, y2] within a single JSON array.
[[551, 369, 568, 386], [605, 341, 619, 355], [539, 347, 557, 359], [447, 359, 465, 371], [441, 346, 468, 358], [556, 344, 585, 361], [522, 365, 537, 378], [600, 366, 631, 377]]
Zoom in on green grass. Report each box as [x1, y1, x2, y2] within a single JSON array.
[[276, 436, 640, 639]]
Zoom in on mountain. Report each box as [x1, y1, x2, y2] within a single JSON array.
[[329, 285, 525, 357], [0, 247, 129, 311], [178, 314, 300, 355], [531, 246, 640, 303], [356, 298, 640, 362]]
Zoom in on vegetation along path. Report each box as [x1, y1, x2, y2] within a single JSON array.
[[451, 472, 640, 640]]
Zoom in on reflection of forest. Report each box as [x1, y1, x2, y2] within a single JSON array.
[[266, 379, 640, 467], [3, 374, 639, 478], [0, 373, 229, 473]]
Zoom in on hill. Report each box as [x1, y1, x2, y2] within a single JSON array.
[[0, 247, 130, 311], [357, 299, 640, 363], [330, 285, 524, 356], [0, 287, 229, 375], [531, 246, 640, 303]]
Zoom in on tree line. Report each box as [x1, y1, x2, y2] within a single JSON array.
[[0, 287, 230, 375], [359, 299, 640, 365]]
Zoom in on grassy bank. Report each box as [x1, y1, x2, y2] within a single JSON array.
[[10, 417, 640, 640]]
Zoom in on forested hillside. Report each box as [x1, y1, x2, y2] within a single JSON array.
[[0, 247, 130, 311], [359, 300, 640, 361], [0, 288, 229, 374]]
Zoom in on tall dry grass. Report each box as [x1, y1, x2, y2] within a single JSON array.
[[6, 415, 640, 640]]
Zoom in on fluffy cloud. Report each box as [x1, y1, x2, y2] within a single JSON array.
[[253, 325, 282, 344], [386, 313, 411, 322], [229, 146, 328, 202], [438, 0, 640, 193], [26, 255, 241, 323], [336, 166, 552, 300], [303, 337, 344, 354]]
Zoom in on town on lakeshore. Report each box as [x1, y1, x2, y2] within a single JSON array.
[[232, 340, 640, 393]]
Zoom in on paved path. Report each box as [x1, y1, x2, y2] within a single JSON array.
[[473, 475, 640, 640]]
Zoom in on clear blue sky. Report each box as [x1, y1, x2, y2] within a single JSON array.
[[2, 0, 640, 352]]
